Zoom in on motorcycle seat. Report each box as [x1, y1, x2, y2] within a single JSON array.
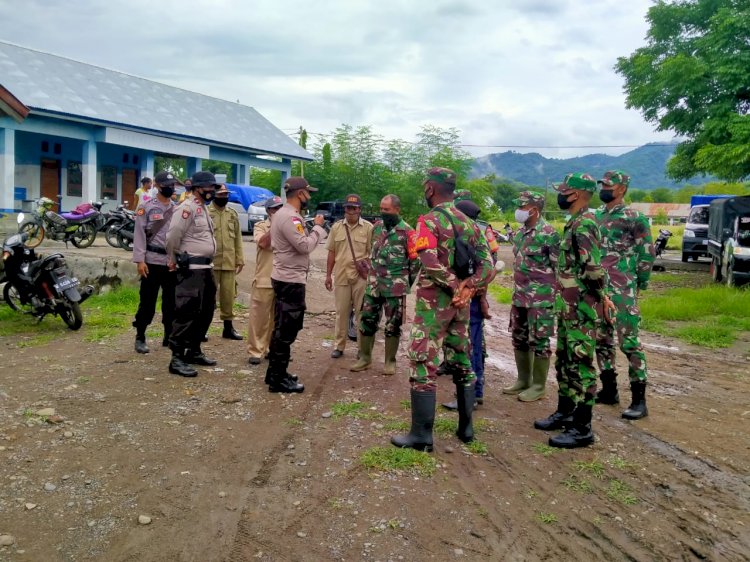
[[61, 210, 98, 222]]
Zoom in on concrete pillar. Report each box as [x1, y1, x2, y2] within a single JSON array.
[[0, 127, 16, 212], [186, 157, 202, 178], [81, 140, 97, 203], [141, 151, 154, 180], [279, 158, 291, 201]]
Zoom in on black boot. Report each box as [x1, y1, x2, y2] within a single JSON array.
[[595, 369, 620, 404], [169, 352, 198, 377], [455, 382, 476, 443], [187, 348, 217, 366], [391, 390, 435, 452], [534, 395, 575, 431], [162, 329, 170, 347], [622, 381, 648, 420], [549, 403, 595, 449], [222, 320, 244, 340], [134, 331, 149, 354], [268, 370, 304, 393]]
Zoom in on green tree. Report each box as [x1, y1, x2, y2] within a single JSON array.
[[651, 187, 674, 203], [702, 181, 750, 195], [616, 0, 750, 181], [627, 189, 649, 203]]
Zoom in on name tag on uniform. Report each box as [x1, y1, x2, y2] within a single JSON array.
[[151, 213, 163, 220]]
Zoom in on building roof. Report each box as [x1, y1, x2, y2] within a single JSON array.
[[0, 41, 311, 161], [0, 83, 29, 123]]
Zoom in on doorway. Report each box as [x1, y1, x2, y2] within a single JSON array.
[[40, 159, 60, 212], [122, 168, 137, 209]]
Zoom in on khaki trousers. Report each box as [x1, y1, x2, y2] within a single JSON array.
[[215, 269, 237, 321], [334, 277, 366, 352], [247, 284, 275, 359]]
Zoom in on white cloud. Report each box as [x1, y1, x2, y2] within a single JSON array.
[[0, 0, 673, 158]]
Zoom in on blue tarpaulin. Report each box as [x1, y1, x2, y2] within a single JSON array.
[[225, 184, 275, 210]]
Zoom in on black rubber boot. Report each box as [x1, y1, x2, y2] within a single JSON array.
[[622, 381, 648, 420], [533, 395, 575, 431], [134, 331, 149, 354], [169, 352, 198, 377], [549, 403, 595, 449], [222, 320, 244, 340], [162, 331, 170, 347], [455, 382, 476, 443], [187, 348, 217, 366], [391, 389, 435, 452], [436, 361, 448, 376], [595, 369, 620, 405], [268, 372, 304, 393]]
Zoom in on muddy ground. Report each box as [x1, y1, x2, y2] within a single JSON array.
[[0, 240, 748, 562]]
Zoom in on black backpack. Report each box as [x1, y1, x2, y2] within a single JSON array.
[[433, 207, 477, 280]]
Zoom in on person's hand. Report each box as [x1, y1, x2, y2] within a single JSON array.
[[137, 262, 148, 278], [167, 261, 176, 272], [314, 214, 326, 227], [258, 232, 271, 249], [236, 264, 244, 275], [325, 275, 333, 292], [602, 295, 616, 325], [451, 280, 474, 308], [480, 295, 492, 319]]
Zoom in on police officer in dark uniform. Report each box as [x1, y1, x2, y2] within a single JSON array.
[[165, 171, 219, 377], [132, 171, 181, 354]]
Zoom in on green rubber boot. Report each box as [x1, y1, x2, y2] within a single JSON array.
[[518, 355, 549, 402], [503, 350, 533, 394], [383, 336, 399, 375], [350, 333, 374, 372]]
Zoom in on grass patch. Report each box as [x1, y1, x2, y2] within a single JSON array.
[[572, 458, 605, 479], [433, 416, 488, 437], [399, 399, 411, 411], [81, 286, 141, 342], [607, 456, 636, 471], [607, 479, 638, 505], [330, 399, 384, 420], [360, 446, 437, 477], [532, 442, 560, 456], [465, 440, 488, 455], [285, 418, 303, 427], [536, 512, 558, 524], [488, 283, 512, 305], [562, 474, 593, 494], [381, 418, 410, 432]]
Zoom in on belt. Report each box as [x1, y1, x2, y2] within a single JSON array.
[[146, 244, 167, 255], [188, 256, 213, 265]]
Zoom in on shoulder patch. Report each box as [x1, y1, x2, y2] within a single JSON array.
[[182, 209, 191, 220], [296, 223, 305, 235], [136, 208, 145, 216], [414, 216, 438, 252]]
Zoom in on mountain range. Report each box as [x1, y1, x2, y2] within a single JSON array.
[[470, 143, 713, 190]]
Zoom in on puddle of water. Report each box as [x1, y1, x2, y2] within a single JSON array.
[[643, 342, 680, 352], [485, 354, 517, 374]]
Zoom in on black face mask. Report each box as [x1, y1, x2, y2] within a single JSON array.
[[557, 193, 574, 210], [213, 198, 228, 208], [159, 186, 175, 198], [382, 213, 400, 229], [599, 189, 616, 203], [197, 188, 215, 203], [300, 199, 309, 210]]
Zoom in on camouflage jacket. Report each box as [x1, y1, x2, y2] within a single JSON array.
[[368, 218, 419, 297], [512, 218, 560, 308], [556, 209, 606, 319], [412, 202, 493, 295], [595, 204, 655, 293]]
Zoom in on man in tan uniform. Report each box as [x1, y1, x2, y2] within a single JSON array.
[[247, 196, 283, 365], [325, 194, 374, 358], [166, 171, 219, 377], [266, 177, 327, 393], [208, 184, 245, 340]]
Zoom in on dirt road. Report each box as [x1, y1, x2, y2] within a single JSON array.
[[0, 241, 748, 561]]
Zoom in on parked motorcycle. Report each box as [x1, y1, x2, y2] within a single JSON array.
[[114, 209, 135, 251], [101, 203, 135, 249], [2, 225, 94, 330], [18, 197, 100, 249], [654, 228, 673, 258]]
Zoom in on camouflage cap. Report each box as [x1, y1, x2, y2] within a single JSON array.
[[425, 167, 457, 186], [598, 170, 630, 187], [512, 190, 546, 208], [453, 189, 472, 202], [553, 172, 597, 193]]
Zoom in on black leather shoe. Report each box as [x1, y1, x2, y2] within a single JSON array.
[[135, 338, 150, 354], [162, 337, 170, 348], [331, 349, 343, 359], [169, 356, 198, 377], [268, 376, 304, 393], [248, 357, 262, 365], [223, 328, 244, 340], [187, 352, 217, 366], [549, 426, 595, 448]]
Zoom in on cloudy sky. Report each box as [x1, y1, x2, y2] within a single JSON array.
[[0, 0, 674, 158]]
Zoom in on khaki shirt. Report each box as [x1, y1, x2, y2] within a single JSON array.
[[208, 203, 244, 271], [271, 203, 328, 284], [326, 218, 374, 286], [252, 219, 273, 289], [132, 197, 175, 266], [166, 196, 216, 270]]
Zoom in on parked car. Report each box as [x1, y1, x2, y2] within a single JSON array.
[[707, 195, 750, 286], [682, 195, 733, 262], [313, 200, 380, 228]]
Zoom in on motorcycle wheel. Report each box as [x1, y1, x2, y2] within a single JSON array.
[[3, 283, 33, 314], [19, 221, 45, 248], [117, 231, 133, 251], [58, 301, 83, 330], [71, 223, 97, 249], [105, 226, 121, 248]]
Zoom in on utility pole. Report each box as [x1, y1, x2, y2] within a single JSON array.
[[298, 126, 308, 178]]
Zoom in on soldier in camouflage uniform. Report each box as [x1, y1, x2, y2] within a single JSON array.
[[534, 173, 615, 449], [350, 194, 418, 375], [503, 191, 560, 402], [594, 171, 655, 420], [391, 168, 493, 452]]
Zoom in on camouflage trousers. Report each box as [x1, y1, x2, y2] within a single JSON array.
[[408, 287, 475, 392], [596, 292, 648, 383], [555, 311, 598, 407], [359, 292, 405, 338], [510, 305, 555, 358]]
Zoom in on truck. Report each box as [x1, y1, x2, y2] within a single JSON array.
[[681, 195, 733, 262], [313, 200, 380, 229], [707, 195, 750, 287]]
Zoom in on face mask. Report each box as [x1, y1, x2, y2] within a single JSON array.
[[382, 213, 400, 229], [514, 209, 530, 224], [213, 198, 228, 208], [159, 186, 175, 198], [599, 189, 616, 203], [198, 188, 215, 203], [557, 193, 574, 210]]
